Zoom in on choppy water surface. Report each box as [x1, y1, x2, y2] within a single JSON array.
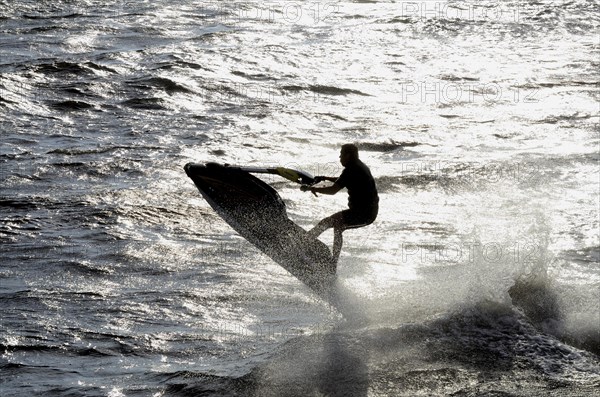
[[1, 1, 599, 396]]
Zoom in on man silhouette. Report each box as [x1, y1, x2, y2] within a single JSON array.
[[301, 144, 379, 264]]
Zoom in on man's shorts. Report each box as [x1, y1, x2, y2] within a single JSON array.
[[339, 205, 378, 230]]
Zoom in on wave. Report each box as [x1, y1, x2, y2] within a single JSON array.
[[0, 95, 16, 105], [50, 100, 94, 111], [0, 195, 114, 220], [158, 300, 600, 396], [49, 161, 87, 168], [173, 59, 213, 72], [381, 16, 413, 24], [121, 97, 167, 110], [534, 112, 597, 124], [438, 74, 479, 82], [524, 81, 598, 89], [59, 260, 114, 276], [46, 145, 151, 156], [510, 269, 600, 356], [0, 342, 115, 358], [281, 84, 371, 97], [23, 13, 84, 20], [160, 372, 248, 396], [36, 61, 91, 76], [231, 70, 275, 81], [0, 289, 35, 301], [357, 140, 421, 152], [0, 343, 66, 354], [316, 112, 348, 121], [126, 76, 194, 95], [0, 198, 45, 210]]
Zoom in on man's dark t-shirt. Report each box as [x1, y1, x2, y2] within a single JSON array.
[[335, 159, 379, 213]]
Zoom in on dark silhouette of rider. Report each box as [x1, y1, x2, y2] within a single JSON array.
[[301, 144, 379, 264]]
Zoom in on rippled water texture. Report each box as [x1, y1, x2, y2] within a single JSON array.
[[1, 1, 599, 396]]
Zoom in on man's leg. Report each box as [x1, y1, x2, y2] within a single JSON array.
[[308, 212, 346, 265], [332, 226, 343, 264], [330, 209, 376, 263], [307, 212, 344, 240], [308, 209, 374, 263]]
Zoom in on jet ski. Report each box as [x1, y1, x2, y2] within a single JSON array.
[[184, 162, 336, 299]]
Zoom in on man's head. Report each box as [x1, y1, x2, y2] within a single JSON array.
[[339, 144, 359, 167]]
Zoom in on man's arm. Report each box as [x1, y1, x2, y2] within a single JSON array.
[[321, 176, 338, 183], [309, 183, 342, 195], [313, 176, 338, 183]]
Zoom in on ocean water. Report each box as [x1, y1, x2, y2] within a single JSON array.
[[1, 0, 599, 396]]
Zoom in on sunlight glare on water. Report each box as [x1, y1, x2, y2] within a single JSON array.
[[1, 0, 598, 395]]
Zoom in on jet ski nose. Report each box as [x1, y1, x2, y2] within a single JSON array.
[[184, 162, 198, 176]]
